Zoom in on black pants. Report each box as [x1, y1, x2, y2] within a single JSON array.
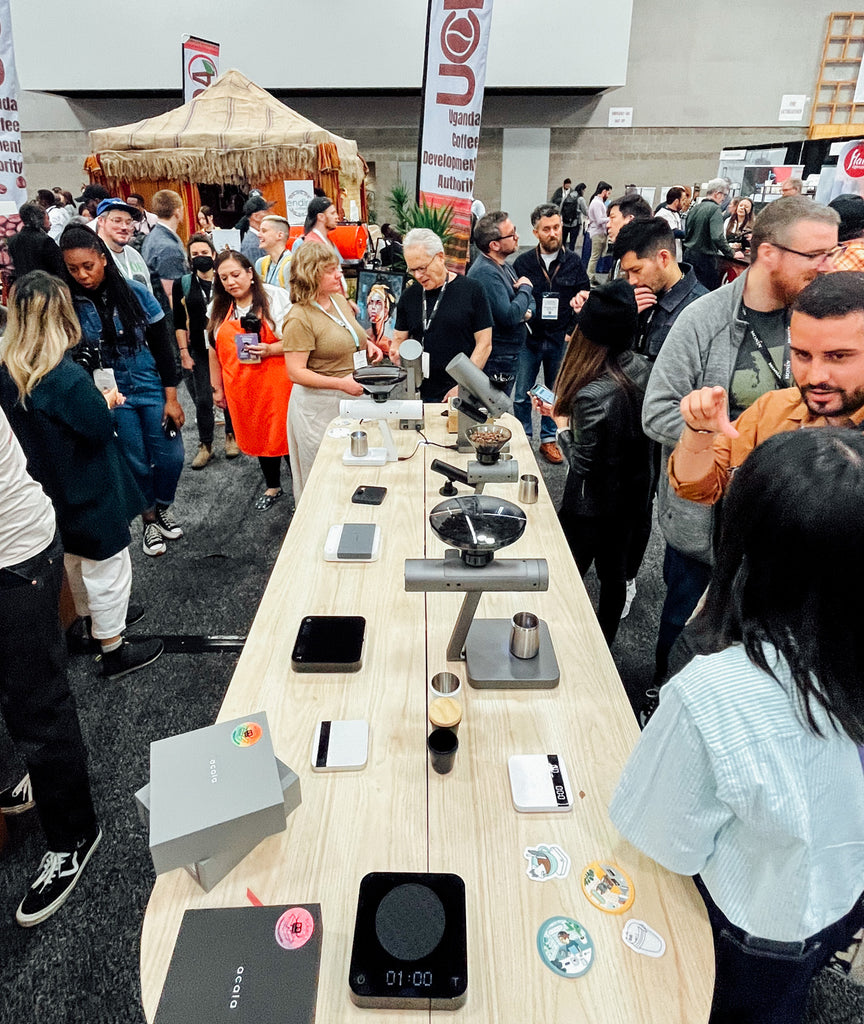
[[695, 876, 864, 1024], [559, 511, 644, 644], [686, 250, 722, 291], [655, 544, 713, 683], [562, 223, 580, 251], [258, 455, 291, 490], [183, 353, 235, 446], [0, 533, 97, 850]]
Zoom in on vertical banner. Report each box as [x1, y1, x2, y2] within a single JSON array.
[[182, 36, 220, 103], [0, 0, 25, 296], [418, 0, 495, 270]]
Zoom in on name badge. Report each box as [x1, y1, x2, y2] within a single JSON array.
[[93, 368, 117, 393], [542, 293, 559, 320], [353, 350, 368, 370]]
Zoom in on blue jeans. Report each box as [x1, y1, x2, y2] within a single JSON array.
[[655, 544, 712, 682], [513, 337, 564, 442], [109, 347, 184, 508]]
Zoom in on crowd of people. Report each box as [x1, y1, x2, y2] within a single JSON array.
[[1, 171, 863, 1023]]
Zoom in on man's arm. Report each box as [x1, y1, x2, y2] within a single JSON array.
[[469, 327, 492, 369], [709, 205, 735, 259], [478, 264, 532, 329]]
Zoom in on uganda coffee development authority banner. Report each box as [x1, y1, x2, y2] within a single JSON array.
[[418, 0, 495, 270], [0, 0, 26, 212]]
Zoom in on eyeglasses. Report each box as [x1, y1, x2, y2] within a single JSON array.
[[406, 252, 443, 277], [770, 242, 842, 262], [497, 232, 517, 241]]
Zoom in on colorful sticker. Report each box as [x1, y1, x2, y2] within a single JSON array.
[[524, 843, 571, 882], [622, 919, 666, 958], [581, 861, 635, 915], [232, 722, 263, 747], [536, 916, 594, 978], [275, 907, 315, 950]]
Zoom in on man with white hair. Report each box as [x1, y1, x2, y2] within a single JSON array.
[[254, 215, 292, 291], [683, 178, 737, 291], [391, 228, 492, 401]]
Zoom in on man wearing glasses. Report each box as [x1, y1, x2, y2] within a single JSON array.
[[467, 210, 536, 383], [391, 228, 492, 401], [640, 197, 840, 700]]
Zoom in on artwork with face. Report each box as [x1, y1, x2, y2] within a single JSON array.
[[356, 270, 405, 356]]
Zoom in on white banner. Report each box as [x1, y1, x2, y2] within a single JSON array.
[[418, 0, 495, 267], [182, 36, 219, 103], [0, 0, 25, 215], [283, 180, 315, 227]]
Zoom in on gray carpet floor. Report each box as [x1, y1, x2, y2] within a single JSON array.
[[0, 396, 860, 1023]]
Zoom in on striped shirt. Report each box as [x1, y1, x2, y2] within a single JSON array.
[[610, 643, 864, 940]]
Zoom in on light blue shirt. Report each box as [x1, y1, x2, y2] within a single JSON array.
[[610, 644, 864, 941]]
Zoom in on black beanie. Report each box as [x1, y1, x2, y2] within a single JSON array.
[[577, 278, 639, 353]]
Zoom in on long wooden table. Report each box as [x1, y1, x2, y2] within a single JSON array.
[[140, 408, 713, 1022]]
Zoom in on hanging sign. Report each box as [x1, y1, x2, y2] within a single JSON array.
[[0, 0, 25, 214], [182, 36, 220, 103]]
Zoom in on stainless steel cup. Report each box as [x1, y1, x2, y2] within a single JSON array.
[[430, 671, 462, 699], [510, 611, 540, 659], [518, 474, 539, 504], [350, 430, 368, 457]]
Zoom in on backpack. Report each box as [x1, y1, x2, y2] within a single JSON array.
[[561, 192, 581, 223]]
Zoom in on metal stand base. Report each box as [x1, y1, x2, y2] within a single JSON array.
[[343, 447, 388, 466], [464, 619, 559, 689]]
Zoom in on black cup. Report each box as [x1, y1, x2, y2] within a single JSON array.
[[427, 727, 459, 775]]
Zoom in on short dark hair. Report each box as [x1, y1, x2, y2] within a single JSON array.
[[793, 271, 864, 320], [19, 202, 47, 230], [187, 231, 215, 256], [694, 427, 864, 745], [473, 210, 510, 254], [36, 189, 55, 208], [608, 194, 653, 220], [665, 186, 687, 205], [304, 196, 334, 233], [612, 217, 676, 261], [531, 203, 560, 226], [563, 178, 571, 186]]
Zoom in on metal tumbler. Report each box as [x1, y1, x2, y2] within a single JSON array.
[[350, 430, 368, 457], [518, 474, 539, 504], [510, 611, 540, 659]]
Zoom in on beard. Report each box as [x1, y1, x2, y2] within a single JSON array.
[[539, 238, 562, 254], [799, 381, 864, 419]]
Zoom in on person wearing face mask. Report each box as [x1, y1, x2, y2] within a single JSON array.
[[173, 234, 240, 469]]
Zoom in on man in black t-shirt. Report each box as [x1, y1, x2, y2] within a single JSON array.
[[392, 228, 492, 402]]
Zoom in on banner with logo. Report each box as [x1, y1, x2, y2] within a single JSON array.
[[828, 139, 864, 201], [182, 36, 220, 103], [0, 0, 25, 213], [283, 180, 315, 227], [418, 0, 495, 269]]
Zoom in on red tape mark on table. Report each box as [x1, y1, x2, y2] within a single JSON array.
[[246, 887, 263, 907]]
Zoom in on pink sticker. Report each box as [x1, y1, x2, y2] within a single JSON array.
[[275, 907, 314, 950]]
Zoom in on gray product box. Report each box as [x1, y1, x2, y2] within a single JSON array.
[[135, 758, 301, 892], [147, 712, 288, 876]]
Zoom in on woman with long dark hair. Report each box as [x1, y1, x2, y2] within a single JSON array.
[[533, 279, 651, 642], [207, 250, 292, 509], [611, 428, 864, 1024], [59, 224, 185, 558]]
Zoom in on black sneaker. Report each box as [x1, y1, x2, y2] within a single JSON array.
[[0, 773, 34, 815], [100, 638, 164, 680], [154, 505, 183, 540], [16, 828, 102, 927], [142, 522, 167, 557], [125, 602, 145, 627], [66, 604, 147, 655], [638, 688, 661, 729]]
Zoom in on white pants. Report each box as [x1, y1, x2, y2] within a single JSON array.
[[64, 547, 132, 640], [286, 382, 344, 506]]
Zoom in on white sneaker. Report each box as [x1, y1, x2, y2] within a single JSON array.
[[142, 521, 167, 557], [621, 579, 637, 619]]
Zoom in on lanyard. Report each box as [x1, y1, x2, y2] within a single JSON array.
[[314, 299, 360, 349], [742, 310, 791, 387], [535, 248, 560, 289], [422, 277, 448, 333]]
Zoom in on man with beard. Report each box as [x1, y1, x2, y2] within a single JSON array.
[[670, 271, 864, 500], [94, 198, 152, 292], [513, 202, 589, 463], [641, 197, 839, 695]]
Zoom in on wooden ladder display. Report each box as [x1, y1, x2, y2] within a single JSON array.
[[810, 12, 864, 139]]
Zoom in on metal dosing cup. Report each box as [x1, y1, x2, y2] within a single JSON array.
[[430, 671, 462, 699], [510, 611, 540, 659], [350, 431, 368, 457], [518, 474, 539, 504]]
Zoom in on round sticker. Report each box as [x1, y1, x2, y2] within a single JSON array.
[[231, 722, 263, 747], [536, 916, 594, 978], [275, 907, 315, 950], [581, 861, 635, 915]]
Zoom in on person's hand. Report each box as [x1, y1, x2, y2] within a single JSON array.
[[179, 349, 195, 371], [341, 376, 365, 397], [366, 340, 384, 365], [515, 276, 533, 289], [164, 395, 185, 429], [442, 385, 458, 401], [530, 394, 554, 418], [389, 343, 401, 366], [103, 387, 125, 409], [570, 289, 589, 314], [212, 387, 228, 410], [247, 341, 272, 359], [679, 386, 739, 438], [633, 285, 657, 313]]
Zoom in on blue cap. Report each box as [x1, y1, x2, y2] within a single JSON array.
[[96, 197, 141, 221]]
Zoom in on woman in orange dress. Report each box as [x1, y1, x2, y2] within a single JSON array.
[[207, 251, 293, 510]]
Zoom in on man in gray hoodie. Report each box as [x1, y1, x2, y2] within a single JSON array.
[[641, 197, 839, 693]]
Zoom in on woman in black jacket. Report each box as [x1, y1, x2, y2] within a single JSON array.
[[534, 279, 652, 643]]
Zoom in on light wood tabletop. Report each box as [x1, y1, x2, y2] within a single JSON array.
[[140, 407, 713, 1022]]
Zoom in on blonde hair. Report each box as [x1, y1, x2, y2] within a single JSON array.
[[152, 189, 183, 220], [289, 242, 339, 305], [0, 271, 81, 403]]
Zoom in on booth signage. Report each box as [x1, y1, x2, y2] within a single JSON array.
[[0, 0, 25, 214], [182, 36, 220, 103], [418, 0, 495, 268]]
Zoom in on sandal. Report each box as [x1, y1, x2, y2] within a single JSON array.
[[254, 488, 283, 511]]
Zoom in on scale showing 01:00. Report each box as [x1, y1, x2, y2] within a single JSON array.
[[386, 970, 433, 987]]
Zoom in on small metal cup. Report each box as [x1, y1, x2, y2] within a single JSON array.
[[350, 430, 368, 457], [510, 611, 540, 659], [430, 671, 462, 699], [518, 474, 539, 504], [427, 727, 458, 774]]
